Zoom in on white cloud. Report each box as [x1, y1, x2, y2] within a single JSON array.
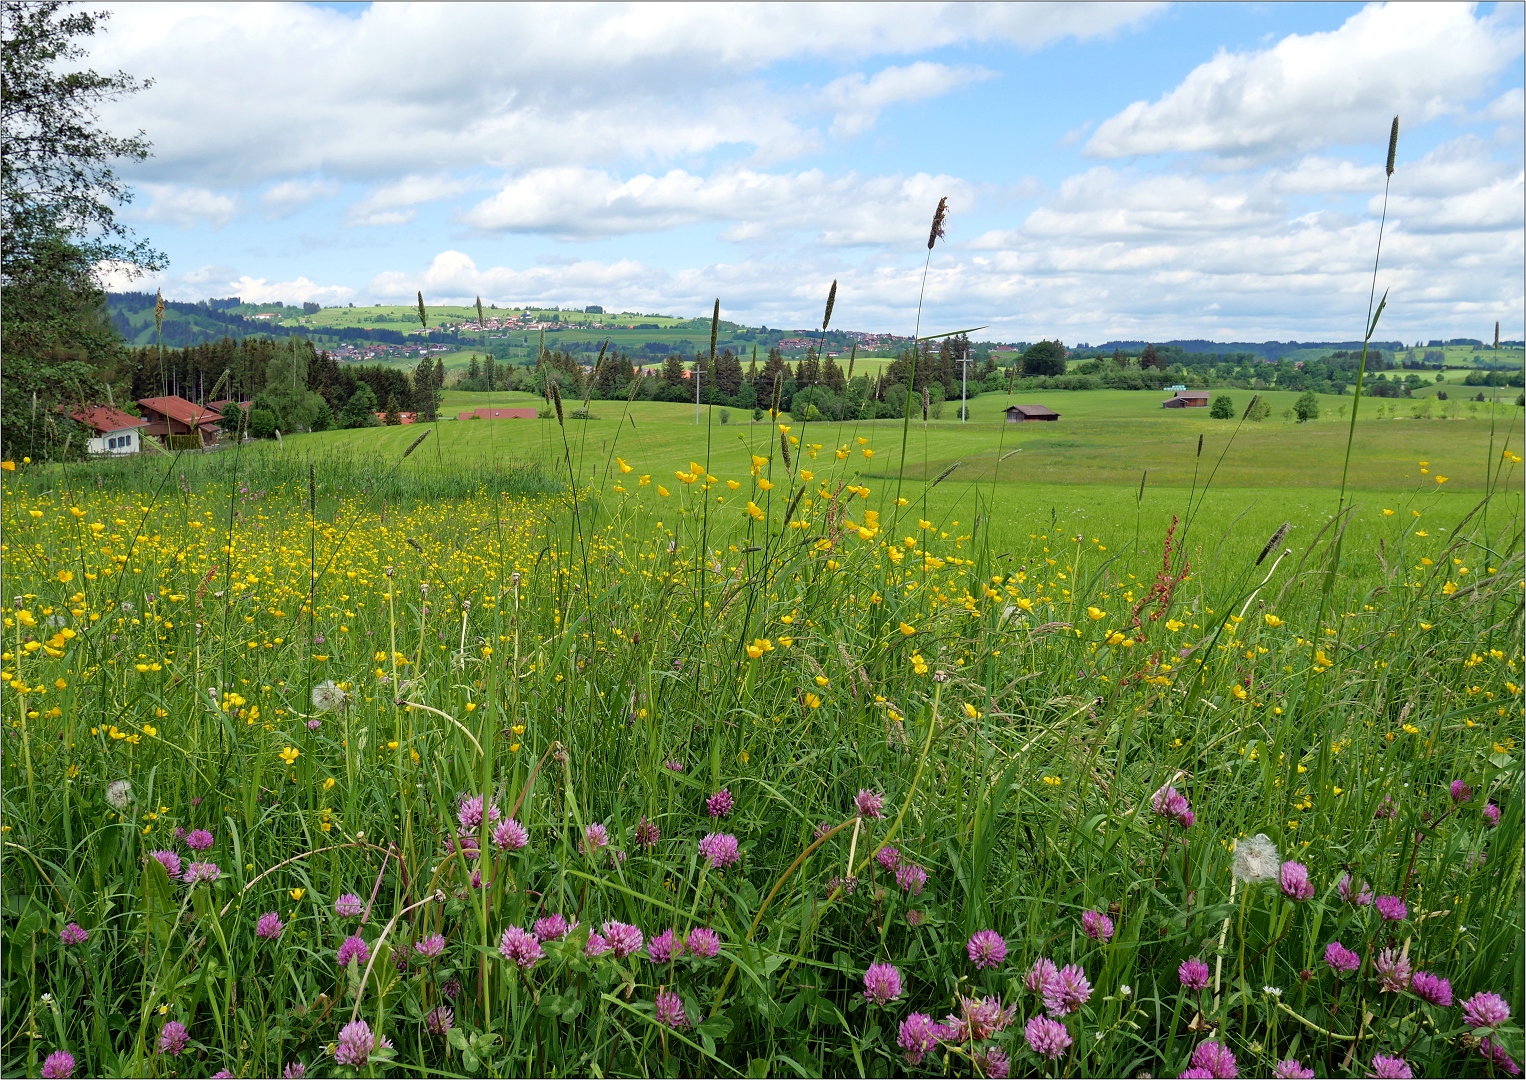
[[824, 63, 992, 138], [130, 183, 238, 228], [360, 178, 1525, 341], [1087, 4, 1522, 160], [1385, 172, 1524, 234], [462, 167, 977, 244], [97, 262, 357, 306], [90, 3, 1160, 185], [1482, 86, 1525, 122], [347, 175, 481, 227], [260, 178, 341, 217], [222, 274, 357, 306]]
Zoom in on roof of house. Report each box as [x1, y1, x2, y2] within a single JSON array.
[[1169, 390, 1210, 398], [137, 396, 223, 427], [69, 405, 149, 433], [1006, 403, 1060, 417], [207, 399, 249, 413]]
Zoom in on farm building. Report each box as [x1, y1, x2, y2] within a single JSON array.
[[458, 407, 538, 420], [1004, 404, 1061, 422], [68, 405, 149, 455], [137, 395, 226, 443], [1162, 391, 1210, 408]]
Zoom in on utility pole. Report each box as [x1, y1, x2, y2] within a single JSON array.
[[959, 343, 974, 422]]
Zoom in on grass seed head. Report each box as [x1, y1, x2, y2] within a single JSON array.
[[927, 197, 948, 250], [1257, 522, 1291, 565]]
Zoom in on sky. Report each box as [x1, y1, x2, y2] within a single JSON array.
[[91, 2, 1524, 343]]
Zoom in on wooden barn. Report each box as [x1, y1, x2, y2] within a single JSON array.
[[1162, 390, 1210, 408], [1004, 404, 1061, 423]]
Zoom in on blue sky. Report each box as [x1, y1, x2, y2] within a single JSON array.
[[94, 2, 1523, 341]]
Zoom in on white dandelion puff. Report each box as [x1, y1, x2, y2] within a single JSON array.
[[1232, 834, 1279, 884], [105, 779, 134, 810], [311, 680, 348, 713]]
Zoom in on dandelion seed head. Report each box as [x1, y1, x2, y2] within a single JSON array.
[[105, 779, 133, 810], [1231, 834, 1279, 884], [311, 680, 347, 713]]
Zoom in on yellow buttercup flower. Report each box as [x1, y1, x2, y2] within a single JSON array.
[[278, 746, 300, 765], [1086, 606, 1107, 621], [290, 888, 306, 901]]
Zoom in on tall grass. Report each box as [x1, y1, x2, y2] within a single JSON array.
[[1, 411, 1520, 1077]]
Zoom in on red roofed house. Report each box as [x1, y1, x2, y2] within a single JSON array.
[[458, 407, 538, 420], [69, 405, 150, 455], [137, 396, 224, 444]]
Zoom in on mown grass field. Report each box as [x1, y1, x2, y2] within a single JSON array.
[[400, 387, 1517, 493], [2, 385, 1522, 1079]]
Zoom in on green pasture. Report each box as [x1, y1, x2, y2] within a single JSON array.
[[317, 387, 1521, 494]]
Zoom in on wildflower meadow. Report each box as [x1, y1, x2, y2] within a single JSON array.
[[1, 375, 1522, 1080]]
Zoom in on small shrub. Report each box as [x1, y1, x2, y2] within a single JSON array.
[[1293, 390, 1320, 422], [718, 408, 730, 425], [1209, 394, 1234, 419], [247, 407, 277, 439]]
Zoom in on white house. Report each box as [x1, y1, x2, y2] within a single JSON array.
[[70, 405, 150, 455]]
